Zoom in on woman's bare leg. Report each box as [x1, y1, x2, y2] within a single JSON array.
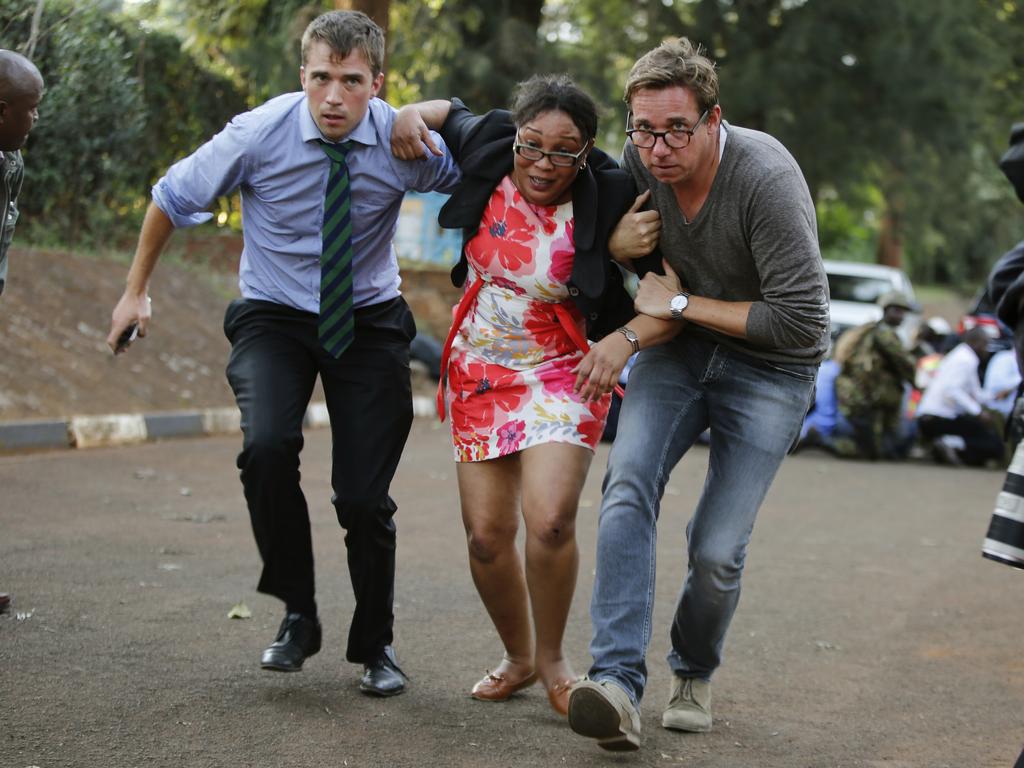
[[520, 443, 593, 699], [457, 455, 534, 685]]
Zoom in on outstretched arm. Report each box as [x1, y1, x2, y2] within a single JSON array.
[[106, 202, 174, 353], [391, 100, 453, 161]]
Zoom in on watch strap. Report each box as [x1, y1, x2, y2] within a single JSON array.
[[670, 291, 690, 320], [616, 326, 640, 354]]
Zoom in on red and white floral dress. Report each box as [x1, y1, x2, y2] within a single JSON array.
[[444, 176, 611, 462]]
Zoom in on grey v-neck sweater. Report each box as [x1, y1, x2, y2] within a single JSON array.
[[623, 122, 829, 365]]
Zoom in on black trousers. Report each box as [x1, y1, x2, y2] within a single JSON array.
[[224, 296, 416, 664], [917, 413, 1004, 467]]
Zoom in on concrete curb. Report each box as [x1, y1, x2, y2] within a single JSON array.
[[0, 395, 436, 452]]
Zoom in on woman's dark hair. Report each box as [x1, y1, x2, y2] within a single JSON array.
[[510, 75, 598, 142]]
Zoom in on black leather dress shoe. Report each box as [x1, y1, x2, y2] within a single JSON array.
[[260, 612, 321, 672], [359, 645, 408, 697]]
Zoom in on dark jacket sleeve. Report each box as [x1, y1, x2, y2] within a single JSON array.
[[989, 240, 1024, 332], [439, 98, 513, 164], [988, 239, 1024, 372], [580, 159, 640, 340], [588, 263, 634, 340]]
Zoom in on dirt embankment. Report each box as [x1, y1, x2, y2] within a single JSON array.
[[0, 241, 972, 423], [0, 244, 459, 422]]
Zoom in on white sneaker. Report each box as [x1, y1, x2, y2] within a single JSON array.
[[567, 678, 641, 751], [662, 676, 712, 732]]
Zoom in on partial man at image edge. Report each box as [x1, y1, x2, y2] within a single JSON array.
[[982, 119, 1024, 768], [566, 38, 829, 751], [105, 11, 460, 696], [0, 48, 45, 618], [0, 50, 43, 298]]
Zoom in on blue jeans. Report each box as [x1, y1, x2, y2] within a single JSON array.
[[587, 336, 817, 705]]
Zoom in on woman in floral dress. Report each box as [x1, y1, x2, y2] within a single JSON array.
[[393, 76, 648, 716]]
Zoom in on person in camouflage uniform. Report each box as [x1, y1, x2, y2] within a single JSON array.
[[834, 291, 917, 459]]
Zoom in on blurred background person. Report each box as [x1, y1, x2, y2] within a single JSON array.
[[916, 327, 1004, 466], [600, 352, 638, 444], [833, 291, 917, 459], [796, 355, 854, 453], [911, 316, 954, 359], [982, 346, 1021, 421]]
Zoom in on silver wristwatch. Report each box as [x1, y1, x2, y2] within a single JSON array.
[[669, 291, 690, 320], [616, 326, 640, 354]]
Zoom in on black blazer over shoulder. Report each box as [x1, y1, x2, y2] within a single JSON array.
[[438, 98, 637, 341]]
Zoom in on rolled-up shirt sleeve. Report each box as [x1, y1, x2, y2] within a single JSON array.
[[374, 103, 461, 195], [152, 113, 252, 228], [407, 134, 461, 194]]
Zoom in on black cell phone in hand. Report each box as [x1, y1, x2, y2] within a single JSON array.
[[114, 323, 139, 354]]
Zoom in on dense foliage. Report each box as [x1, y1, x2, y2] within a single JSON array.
[[3, 0, 1022, 285], [2, 0, 246, 243]]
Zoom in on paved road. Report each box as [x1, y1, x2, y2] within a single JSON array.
[[2, 422, 1022, 767]]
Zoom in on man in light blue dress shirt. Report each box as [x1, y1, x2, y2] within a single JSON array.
[[106, 11, 460, 696]]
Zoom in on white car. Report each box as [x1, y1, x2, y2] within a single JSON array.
[[823, 259, 920, 347]]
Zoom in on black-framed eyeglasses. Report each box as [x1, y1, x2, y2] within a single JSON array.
[[512, 134, 589, 167], [626, 109, 710, 150]]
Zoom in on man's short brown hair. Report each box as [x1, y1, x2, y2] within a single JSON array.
[[300, 10, 385, 76], [624, 38, 719, 114]]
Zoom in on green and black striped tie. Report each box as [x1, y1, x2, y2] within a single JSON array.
[[317, 139, 355, 358]]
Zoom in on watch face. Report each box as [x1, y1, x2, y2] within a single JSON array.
[[670, 293, 688, 312]]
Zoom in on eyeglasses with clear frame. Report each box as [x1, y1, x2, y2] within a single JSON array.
[[512, 133, 589, 167], [626, 109, 710, 150]]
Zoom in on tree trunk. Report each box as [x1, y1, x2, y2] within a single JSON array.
[[447, 0, 546, 110], [25, 0, 44, 59], [876, 192, 904, 270], [334, 0, 390, 35]]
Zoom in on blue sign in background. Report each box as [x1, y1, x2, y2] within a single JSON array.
[[394, 191, 463, 267]]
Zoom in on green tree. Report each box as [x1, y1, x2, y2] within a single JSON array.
[[4, 0, 1021, 284], [542, 0, 696, 150], [2, 0, 247, 242], [129, 27, 249, 183], [550, 0, 1022, 283], [4, 0, 148, 240], [389, 0, 550, 110], [143, 0, 324, 104]]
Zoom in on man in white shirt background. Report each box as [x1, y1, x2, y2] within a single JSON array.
[[916, 327, 1005, 466], [983, 347, 1021, 419]]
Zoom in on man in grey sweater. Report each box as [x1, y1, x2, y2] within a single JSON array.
[[568, 38, 829, 751]]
